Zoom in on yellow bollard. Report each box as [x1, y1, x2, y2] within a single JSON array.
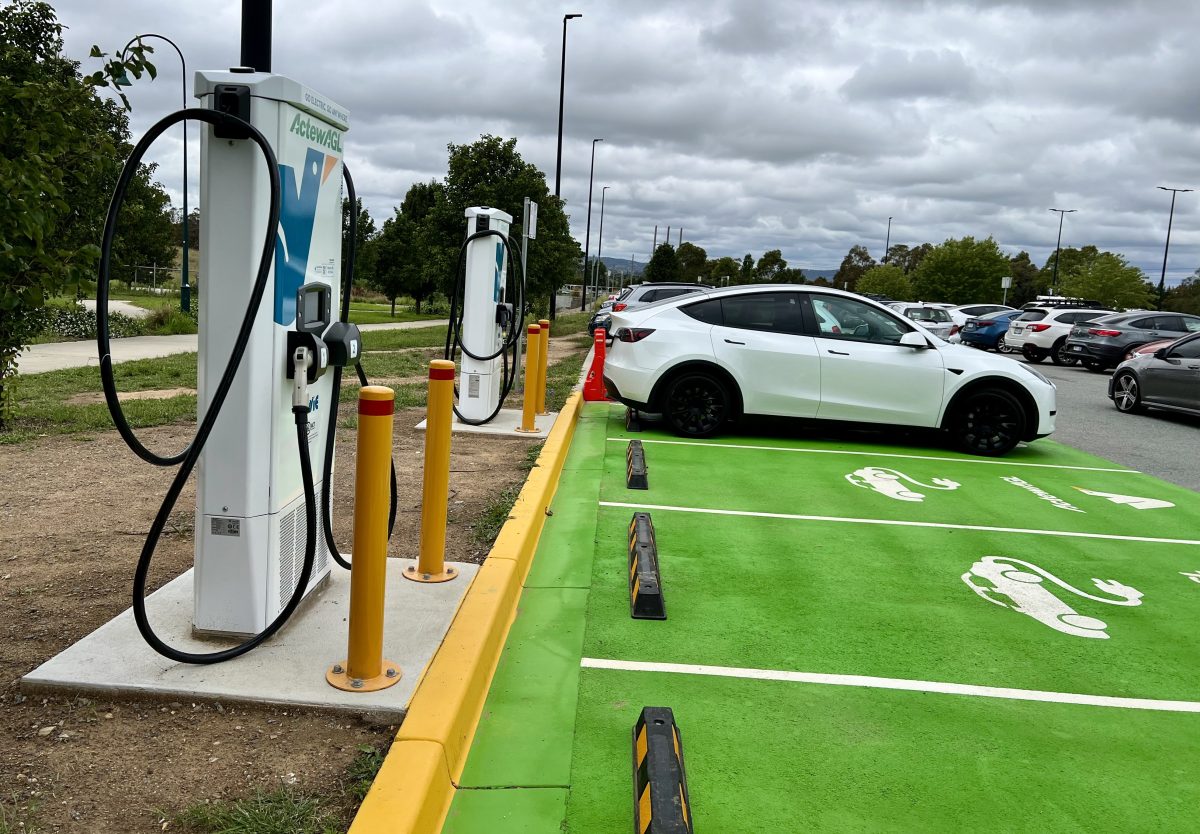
[[537, 319, 551, 414], [327, 386, 401, 692], [516, 325, 541, 434], [406, 360, 459, 583]]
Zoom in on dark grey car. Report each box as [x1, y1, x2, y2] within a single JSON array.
[[1108, 333, 1200, 417], [1064, 311, 1200, 372]]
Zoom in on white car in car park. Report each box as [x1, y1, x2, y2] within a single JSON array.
[[602, 285, 1057, 455], [1006, 306, 1111, 365]]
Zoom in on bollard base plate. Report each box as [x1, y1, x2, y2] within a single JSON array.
[[514, 425, 541, 434], [403, 565, 459, 584], [326, 660, 402, 693]]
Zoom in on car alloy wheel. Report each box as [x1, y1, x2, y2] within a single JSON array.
[[663, 372, 729, 438], [1113, 371, 1142, 414], [953, 389, 1025, 456], [996, 335, 1013, 353], [1051, 339, 1078, 366]]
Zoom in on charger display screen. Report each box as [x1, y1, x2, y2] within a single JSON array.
[[296, 283, 330, 334]]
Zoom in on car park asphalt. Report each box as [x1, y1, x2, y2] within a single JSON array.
[[1026, 358, 1200, 493]]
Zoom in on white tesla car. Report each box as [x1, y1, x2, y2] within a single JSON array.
[[602, 285, 1057, 455]]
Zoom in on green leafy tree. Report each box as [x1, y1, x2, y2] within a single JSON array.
[[886, 242, 932, 274], [739, 253, 754, 283], [833, 245, 876, 291], [856, 264, 913, 300], [342, 197, 378, 288], [0, 1, 156, 427], [775, 267, 807, 283], [109, 161, 178, 286], [1163, 271, 1200, 315], [676, 241, 708, 283], [911, 236, 1010, 304], [754, 249, 787, 282], [374, 181, 445, 314], [706, 256, 740, 286], [645, 244, 682, 283], [1008, 251, 1041, 307], [437, 135, 579, 312], [1058, 251, 1152, 309]]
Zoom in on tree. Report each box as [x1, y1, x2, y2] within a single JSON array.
[[1163, 272, 1200, 315], [775, 267, 807, 283], [0, 1, 147, 427], [886, 242, 932, 274], [1008, 251, 1041, 307], [645, 244, 681, 283], [1058, 251, 1152, 309], [833, 245, 876, 291], [437, 135, 579, 312], [754, 249, 787, 282], [739, 254, 754, 283], [342, 197, 378, 288], [374, 181, 445, 314], [676, 242, 708, 283], [110, 161, 177, 286], [707, 256, 740, 286], [857, 264, 913, 300], [911, 237, 1010, 304]]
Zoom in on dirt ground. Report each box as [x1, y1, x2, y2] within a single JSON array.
[[0, 403, 542, 832]]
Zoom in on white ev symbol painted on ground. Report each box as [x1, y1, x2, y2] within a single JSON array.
[[845, 467, 960, 502], [1073, 488, 1175, 510], [962, 556, 1143, 639]]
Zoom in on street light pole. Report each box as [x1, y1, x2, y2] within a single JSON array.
[[1156, 186, 1192, 310], [580, 138, 602, 311], [883, 216, 892, 263], [551, 13, 581, 321], [121, 33, 190, 313], [594, 186, 610, 295], [1048, 208, 1076, 295]]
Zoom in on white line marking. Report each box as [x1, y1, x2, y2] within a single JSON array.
[[580, 658, 1200, 713], [605, 437, 1139, 474], [599, 501, 1200, 546]]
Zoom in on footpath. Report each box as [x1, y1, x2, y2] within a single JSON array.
[[17, 319, 447, 375]]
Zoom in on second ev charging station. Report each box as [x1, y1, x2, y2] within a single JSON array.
[[456, 207, 514, 423]]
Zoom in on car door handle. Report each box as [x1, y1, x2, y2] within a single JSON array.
[[1188, 365, 1200, 370], [827, 349, 850, 356], [724, 338, 745, 345]]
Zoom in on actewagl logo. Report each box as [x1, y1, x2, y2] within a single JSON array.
[[289, 113, 343, 152]]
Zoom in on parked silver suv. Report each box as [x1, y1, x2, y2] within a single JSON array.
[[589, 282, 709, 335]]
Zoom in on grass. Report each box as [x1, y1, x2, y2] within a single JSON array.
[[546, 346, 588, 413], [1, 352, 197, 444], [544, 311, 591, 338], [346, 306, 440, 325], [0, 794, 41, 834], [177, 744, 387, 834], [355, 347, 442, 382], [471, 483, 523, 547], [359, 326, 448, 352]]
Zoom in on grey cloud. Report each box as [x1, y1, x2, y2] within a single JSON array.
[[841, 49, 982, 102]]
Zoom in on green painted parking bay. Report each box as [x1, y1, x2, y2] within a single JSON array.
[[447, 403, 1200, 831]]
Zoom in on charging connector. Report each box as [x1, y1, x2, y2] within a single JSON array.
[[292, 346, 313, 410]]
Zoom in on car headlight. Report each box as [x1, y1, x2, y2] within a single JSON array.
[[1018, 363, 1054, 388]]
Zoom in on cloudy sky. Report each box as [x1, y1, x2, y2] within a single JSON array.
[[53, 0, 1200, 284]]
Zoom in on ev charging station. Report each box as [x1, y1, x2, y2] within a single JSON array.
[[192, 70, 347, 636], [457, 207, 513, 423]]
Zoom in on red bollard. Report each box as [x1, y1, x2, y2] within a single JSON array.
[[583, 328, 611, 401]]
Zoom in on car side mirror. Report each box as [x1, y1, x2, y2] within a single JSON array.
[[899, 331, 931, 349], [1153, 348, 1167, 360]]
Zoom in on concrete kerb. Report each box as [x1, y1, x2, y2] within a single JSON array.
[[349, 391, 584, 834]]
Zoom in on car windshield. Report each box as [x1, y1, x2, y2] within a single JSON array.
[[904, 308, 951, 323]]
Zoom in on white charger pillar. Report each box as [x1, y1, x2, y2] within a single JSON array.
[[457, 207, 512, 422], [192, 70, 349, 635]]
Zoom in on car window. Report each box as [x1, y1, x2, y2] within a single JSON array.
[[1129, 316, 1158, 330], [656, 288, 697, 301], [681, 298, 722, 325], [615, 286, 634, 301], [1061, 311, 1104, 324], [809, 296, 909, 345], [1017, 310, 1047, 321], [1154, 316, 1187, 332], [1169, 337, 1200, 359], [903, 307, 951, 323], [1185, 318, 1200, 333], [719, 292, 806, 335]]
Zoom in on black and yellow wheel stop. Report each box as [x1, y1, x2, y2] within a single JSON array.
[[626, 439, 649, 490], [626, 406, 644, 432], [628, 512, 666, 620], [632, 706, 694, 834]]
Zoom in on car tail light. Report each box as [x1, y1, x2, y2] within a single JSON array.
[[1089, 328, 1122, 337], [615, 327, 655, 343], [1027, 323, 1052, 332], [975, 320, 995, 327], [612, 302, 628, 312]]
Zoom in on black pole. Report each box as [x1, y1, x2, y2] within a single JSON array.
[[884, 216, 892, 264], [241, 0, 272, 72], [1048, 208, 1075, 294], [595, 186, 609, 296], [1156, 186, 1192, 310], [552, 14, 581, 321], [580, 138, 601, 311]]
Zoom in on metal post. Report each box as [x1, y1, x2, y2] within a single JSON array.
[[240, 0, 272, 72], [1156, 186, 1192, 310], [1048, 208, 1076, 295], [595, 186, 609, 302], [537, 319, 550, 415], [580, 138, 602, 311], [517, 325, 542, 433], [884, 216, 892, 263], [552, 13, 582, 322], [327, 385, 401, 692], [407, 362, 459, 583]]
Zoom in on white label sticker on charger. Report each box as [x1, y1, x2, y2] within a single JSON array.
[[211, 518, 241, 537], [468, 374, 480, 399]]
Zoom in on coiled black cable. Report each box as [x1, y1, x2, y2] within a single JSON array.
[[443, 229, 526, 425], [98, 108, 317, 664]]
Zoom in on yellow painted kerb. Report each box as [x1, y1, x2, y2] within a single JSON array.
[[349, 390, 585, 834]]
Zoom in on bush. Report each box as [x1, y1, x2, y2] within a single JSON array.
[[31, 302, 146, 341], [142, 304, 198, 335]]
